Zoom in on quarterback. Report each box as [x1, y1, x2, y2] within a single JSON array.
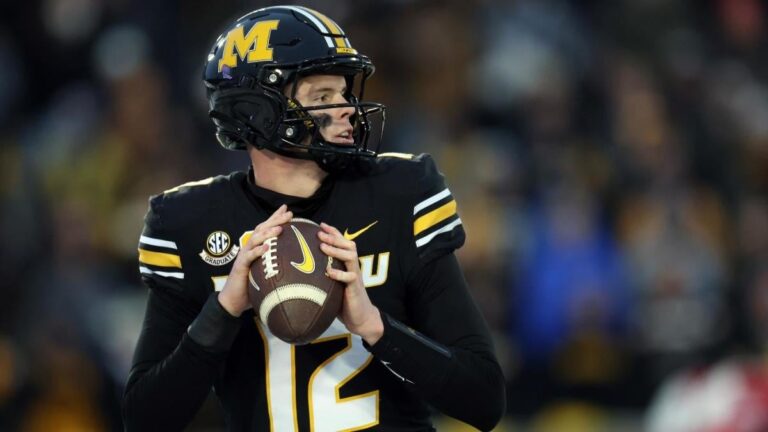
[[123, 5, 505, 431]]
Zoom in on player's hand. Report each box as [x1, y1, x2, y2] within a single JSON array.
[[218, 205, 293, 317], [318, 222, 384, 345]]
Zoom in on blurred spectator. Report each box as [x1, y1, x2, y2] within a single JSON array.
[[646, 359, 768, 432], [514, 182, 630, 365]]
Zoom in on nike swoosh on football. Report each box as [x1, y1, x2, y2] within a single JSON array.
[[290, 225, 316, 274], [343, 221, 378, 241]]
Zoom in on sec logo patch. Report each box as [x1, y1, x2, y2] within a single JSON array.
[[199, 231, 239, 266]]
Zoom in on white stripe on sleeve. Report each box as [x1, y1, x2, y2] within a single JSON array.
[[415, 218, 462, 248], [139, 235, 178, 249], [413, 188, 451, 215], [140, 266, 184, 279]]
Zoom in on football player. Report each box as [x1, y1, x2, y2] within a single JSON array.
[[123, 5, 505, 431]]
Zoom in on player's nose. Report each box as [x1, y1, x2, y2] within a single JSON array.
[[337, 104, 354, 121], [331, 94, 355, 121]]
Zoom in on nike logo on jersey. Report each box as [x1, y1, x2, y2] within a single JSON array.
[[343, 221, 378, 241], [290, 225, 316, 274]]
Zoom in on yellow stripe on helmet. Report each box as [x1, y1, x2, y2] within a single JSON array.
[[299, 7, 349, 48]]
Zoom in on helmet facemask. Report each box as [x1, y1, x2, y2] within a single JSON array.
[[208, 64, 385, 172], [276, 66, 385, 171]]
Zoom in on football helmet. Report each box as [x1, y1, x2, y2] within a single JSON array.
[[203, 6, 386, 171]]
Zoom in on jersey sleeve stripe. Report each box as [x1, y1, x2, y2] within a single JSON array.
[[413, 200, 457, 235], [140, 266, 184, 280], [413, 188, 451, 215], [138, 249, 182, 268], [139, 235, 178, 249], [415, 218, 463, 248]]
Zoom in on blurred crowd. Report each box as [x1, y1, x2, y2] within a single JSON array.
[[1, 0, 767, 431]]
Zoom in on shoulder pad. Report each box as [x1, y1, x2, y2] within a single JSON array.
[[147, 172, 243, 230], [370, 153, 465, 262], [366, 153, 440, 194]]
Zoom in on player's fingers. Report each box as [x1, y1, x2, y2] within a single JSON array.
[[319, 222, 344, 237], [245, 225, 282, 249], [255, 206, 294, 237], [271, 203, 288, 217], [252, 225, 282, 245], [230, 243, 268, 276], [243, 243, 269, 261], [257, 205, 286, 230], [322, 246, 361, 275], [326, 267, 358, 284], [254, 205, 292, 230], [255, 210, 293, 234], [274, 204, 292, 220], [317, 227, 356, 251], [320, 242, 358, 265], [268, 205, 292, 223]]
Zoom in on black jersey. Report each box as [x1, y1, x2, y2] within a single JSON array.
[[124, 153, 505, 431]]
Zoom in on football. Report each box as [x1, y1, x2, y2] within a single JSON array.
[[248, 218, 345, 344]]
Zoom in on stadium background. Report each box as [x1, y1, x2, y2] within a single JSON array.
[[1, 0, 767, 430]]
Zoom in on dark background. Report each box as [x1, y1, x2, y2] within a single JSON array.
[[1, 0, 767, 430]]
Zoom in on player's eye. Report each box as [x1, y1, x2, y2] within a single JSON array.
[[314, 94, 329, 103]]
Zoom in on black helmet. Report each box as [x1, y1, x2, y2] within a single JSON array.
[[203, 5, 386, 171]]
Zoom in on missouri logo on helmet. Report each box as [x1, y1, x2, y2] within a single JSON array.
[[217, 20, 279, 73]]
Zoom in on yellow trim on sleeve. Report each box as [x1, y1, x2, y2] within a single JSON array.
[[413, 200, 457, 235], [138, 249, 182, 268]]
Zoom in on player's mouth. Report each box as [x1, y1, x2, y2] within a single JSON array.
[[329, 128, 354, 145]]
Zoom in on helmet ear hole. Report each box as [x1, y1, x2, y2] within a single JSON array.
[[216, 131, 249, 150], [208, 87, 284, 150], [233, 99, 279, 137]]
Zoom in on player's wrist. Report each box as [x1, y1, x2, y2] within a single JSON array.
[[187, 294, 242, 353], [358, 307, 384, 345], [218, 291, 247, 317]]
